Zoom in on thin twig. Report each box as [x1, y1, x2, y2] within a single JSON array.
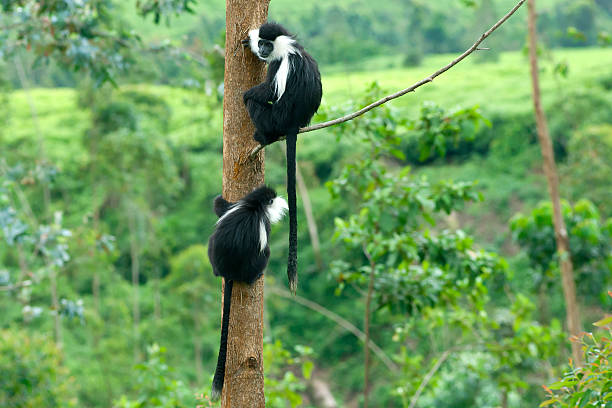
[[408, 350, 453, 408], [248, 0, 525, 158], [14, 55, 51, 217], [0, 281, 32, 291], [268, 286, 399, 372]]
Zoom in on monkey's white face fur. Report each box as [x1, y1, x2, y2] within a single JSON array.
[[266, 196, 288, 224], [248, 29, 261, 58], [259, 196, 288, 252], [248, 29, 299, 101]]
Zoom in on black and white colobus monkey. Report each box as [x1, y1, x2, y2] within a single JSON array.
[[242, 22, 322, 293], [208, 186, 287, 400]]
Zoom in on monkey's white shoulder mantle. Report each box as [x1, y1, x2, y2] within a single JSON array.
[[247, 28, 300, 101]]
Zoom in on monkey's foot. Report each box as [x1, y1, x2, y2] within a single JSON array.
[[253, 131, 268, 145]]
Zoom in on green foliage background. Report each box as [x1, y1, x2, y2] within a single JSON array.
[[1, 1, 612, 407]]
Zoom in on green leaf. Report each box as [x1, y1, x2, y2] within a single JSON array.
[[567, 27, 587, 42], [302, 360, 314, 380], [578, 390, 593, 408], [389, 148, 406, 160], [593, 316, 612, 327]]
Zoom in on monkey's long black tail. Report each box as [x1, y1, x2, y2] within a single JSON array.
[[286, 130, 298, 294], [211, 279, 233, 401]]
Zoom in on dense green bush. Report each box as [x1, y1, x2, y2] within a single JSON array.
[[0, 330, 76, 408], [510, 199, 612, 303], [404, 87, 612, 165], [547, 89, 612, 160], [563, 125, 612, 215], [114, 344, 196, 408], [540, 309, 612, 408]]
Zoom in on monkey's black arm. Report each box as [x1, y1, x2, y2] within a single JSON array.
[[243, 83, 274, 106], [213, 195, 233, 218]]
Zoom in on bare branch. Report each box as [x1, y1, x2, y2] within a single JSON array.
[[248, 0, 525, 158], [268, 286, 399, 372]]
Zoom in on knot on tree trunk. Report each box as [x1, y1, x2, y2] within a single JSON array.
[[247, 356, 258, 368]]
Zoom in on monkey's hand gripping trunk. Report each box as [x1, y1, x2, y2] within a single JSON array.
[[211, 279, 233, 401], [286, 130, 298, 294]]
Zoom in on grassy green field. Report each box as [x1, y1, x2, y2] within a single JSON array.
[[4, 49, 612, 217], [322, 48, 612, 115], [122, 0, 564, 41], [8, 47, 610, 171], [5, 86, 222, 166]]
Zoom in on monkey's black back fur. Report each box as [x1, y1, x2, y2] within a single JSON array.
[[243, 44, 322, 145], [208, 186, 279, 400], [243, 22, 322, 293], [208, 187, 276, 284]]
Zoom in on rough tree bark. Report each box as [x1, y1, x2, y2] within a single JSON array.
[[527, 0, 582, 365], [219, 0, 270, 406]]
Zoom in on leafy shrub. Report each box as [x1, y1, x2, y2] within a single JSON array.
[[563, 126, 612, 215], [92, 101, 138, 135], [547, 89, 612, 161], [402, 48, 423, 67], [599, 72, 612, 91], [510, 199, 612, 303], [264, 341, 314, 408], [540, 305, 612, 407], [0, 329, 76, 407], [114, 344, 196, 408], [400, 101, 491, 164], [554, 0, 597, 47]]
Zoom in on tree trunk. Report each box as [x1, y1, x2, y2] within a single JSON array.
[[194, 301, 203, 384], [527, 0, 581, 365], [219, 1, 270, 406], [363, 247, 376, 408], [128, 210, 140, 362], [295, 161, 323, 270], [50, 266, 62, 347], [154, 266, 161, 321], [91, 136, 101, 318]]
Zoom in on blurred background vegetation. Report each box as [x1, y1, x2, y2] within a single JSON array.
[[1, 0, 611, 407]]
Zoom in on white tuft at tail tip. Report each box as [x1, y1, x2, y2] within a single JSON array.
[[289, 278, 298, 294], [211, 386, 221, 401]]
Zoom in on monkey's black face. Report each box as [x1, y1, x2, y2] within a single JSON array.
[[257, 39, 274, 59], [244, 23, 297, 63]]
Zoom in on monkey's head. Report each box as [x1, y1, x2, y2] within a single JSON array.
[[242, 22, 298, 63], [242, 186, 288, 224]]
